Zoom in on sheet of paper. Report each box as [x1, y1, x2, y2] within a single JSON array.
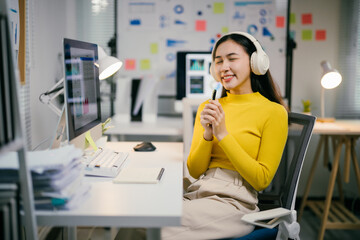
[[113, 167, 164, 184]]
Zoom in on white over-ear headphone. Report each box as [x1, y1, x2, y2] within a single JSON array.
[[211, 31, 270, 76]]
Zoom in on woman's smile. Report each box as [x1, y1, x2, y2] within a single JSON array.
[[222, 74, 235, 82]]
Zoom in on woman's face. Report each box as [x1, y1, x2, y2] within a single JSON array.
[[213, 39, 253, 95]]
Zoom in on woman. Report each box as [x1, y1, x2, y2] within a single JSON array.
[[163, 32, 288, 239], [116, 32, 288, 240]]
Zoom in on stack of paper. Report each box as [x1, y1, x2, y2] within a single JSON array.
[[0, 145, 90, 210]]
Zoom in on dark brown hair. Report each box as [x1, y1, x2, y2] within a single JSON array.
[[212, 34, 288, 110]]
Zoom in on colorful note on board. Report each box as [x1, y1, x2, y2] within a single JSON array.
[[302, 13, 312, 25], [213, 2, 225, 14], [150, 43, 158, 54], [195, 20, 207, 31], [302, 30, 312, 40], [290, 13, 296, 24], [315, 30, 326, 41], [276, 16, 285, 28], [125, 59, 136, 70], [140, 59, 151, 70]]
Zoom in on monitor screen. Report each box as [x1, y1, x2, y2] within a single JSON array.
[[63, 38, 102, 147], [176, 51, 221, 100]]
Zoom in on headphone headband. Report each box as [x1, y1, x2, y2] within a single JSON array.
[[211, 31, 270, 75]]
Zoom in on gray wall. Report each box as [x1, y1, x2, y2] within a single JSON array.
[[290, 0, 359, 198]]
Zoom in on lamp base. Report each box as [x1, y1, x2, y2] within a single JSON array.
[[317, 117, 336, 123]]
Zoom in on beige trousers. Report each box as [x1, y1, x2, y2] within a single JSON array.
[[162, 167, 259, 240], [115, 168, 258, 240]]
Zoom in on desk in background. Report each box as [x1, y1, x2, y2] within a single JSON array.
[[105, 115, 183, 142], [298, 120, 360, 240], [36, 142, 183, 240]]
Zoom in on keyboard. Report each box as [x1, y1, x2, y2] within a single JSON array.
[[81, 147, 129, 177]]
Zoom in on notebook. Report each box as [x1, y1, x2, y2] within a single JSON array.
[[113, 167, 164, 184], [241, 207, 291, 229]]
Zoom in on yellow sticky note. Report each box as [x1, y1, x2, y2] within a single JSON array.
[[85, 131, 98, 151], [302, 29, 312, 40], [140, 59, 151, 70], [290, 13, 296, 24], [213, 2, 224, 14], [150, 43, 158, 54], [222, 27, 229, 33]]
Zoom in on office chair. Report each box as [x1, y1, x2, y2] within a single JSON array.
[[234, 112, 316, 240]]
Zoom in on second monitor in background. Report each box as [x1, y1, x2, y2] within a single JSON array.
[[176, 51, 221, 101]]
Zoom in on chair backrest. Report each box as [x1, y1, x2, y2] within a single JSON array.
[[259, 112, 316, 211]]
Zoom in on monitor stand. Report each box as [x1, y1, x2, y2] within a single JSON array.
[[69, 123, 102, 150], [50, 106, 103, 150]]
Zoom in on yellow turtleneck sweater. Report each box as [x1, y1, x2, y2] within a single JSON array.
[[187, 92, 288, 191]]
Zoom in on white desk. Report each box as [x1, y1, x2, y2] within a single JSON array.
[[35, 142, 183, 240], [105, 116, 183, 141]]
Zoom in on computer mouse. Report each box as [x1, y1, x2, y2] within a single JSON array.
[[133, 141, 156, 152]]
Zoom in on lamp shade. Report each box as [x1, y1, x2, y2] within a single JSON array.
[[98, 46, 123, 80], [320, 61, 342, 89]]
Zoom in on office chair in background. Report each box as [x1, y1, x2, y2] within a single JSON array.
[[234, 112, 316, 240]]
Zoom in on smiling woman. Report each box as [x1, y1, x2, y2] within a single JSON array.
[[115, 32, 289, 240], [160, 32, 289, 239]]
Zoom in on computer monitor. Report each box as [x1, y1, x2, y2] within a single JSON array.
[[176, 51, 221, 100], [62, 38, 102, 150]]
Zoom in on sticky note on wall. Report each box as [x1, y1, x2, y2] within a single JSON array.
[[196, 20, 207, 31], [150, 43, 158, 54], [276, 16, 285, 28], [125, 59, 136, 70], [302, 30, 312, 40], [213, 2, 224, 14], [315, 30, 326, 41], [290, 13, 296, 24], [302, 13, 312, 25], [140, 59, 151, 70]]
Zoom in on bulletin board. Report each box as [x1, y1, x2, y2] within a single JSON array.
[[117, 0, 289, 97]]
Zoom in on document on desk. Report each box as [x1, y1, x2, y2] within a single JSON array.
[[241, 207, 291, 229], [113, 167, 164, 184]]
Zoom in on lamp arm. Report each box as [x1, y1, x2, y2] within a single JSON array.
[[39, 78, 64, 116]]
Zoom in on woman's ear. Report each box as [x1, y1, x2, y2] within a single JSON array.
[[210, 63, 220, 82]]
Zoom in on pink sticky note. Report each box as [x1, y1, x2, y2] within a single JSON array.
[[302, 13, 312, 25], [315, 30, 326, 41], [125, 59, 136, 70], [195, 20, 207, 31], [276, 16, 285, 28]]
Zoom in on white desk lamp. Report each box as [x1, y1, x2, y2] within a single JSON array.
[[39, 46, 122, 116], [319, 60, 342, 122], [97, 46, 122, 80]]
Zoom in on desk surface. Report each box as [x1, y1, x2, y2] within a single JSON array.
[[36, 142, 183, 228], [105, 116, 183, 136], [313, 119, 360, 135]]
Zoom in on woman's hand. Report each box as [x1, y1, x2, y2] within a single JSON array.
[[200, 100, 228, 141]]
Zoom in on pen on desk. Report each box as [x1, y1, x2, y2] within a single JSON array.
[[157, 168, 165, 181]]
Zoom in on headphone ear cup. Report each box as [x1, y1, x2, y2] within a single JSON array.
[[250, 51, 269, 75]]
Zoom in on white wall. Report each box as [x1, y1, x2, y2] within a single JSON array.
[[30, 0, 77, 150]]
